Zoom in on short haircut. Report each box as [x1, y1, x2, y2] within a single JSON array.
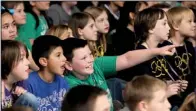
[[150, 3, 171, 9], [32, 35, 62, 70], [167, 6, 194, 34], [2, 40, 28, 80], [134, 7, 166, 44], [124, 75, 167, 111], [61, 38, 88, 62], [61, 85, 107, 111], [68, 12, 95, 38]]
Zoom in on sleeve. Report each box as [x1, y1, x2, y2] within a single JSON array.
[[46, 9, 60, 25], [94, 56, 117, 77]]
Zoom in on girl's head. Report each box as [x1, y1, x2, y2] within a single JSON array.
[[46, 25, 73, 40], [178, 92, 196, 111], [84, 6, 109, 34], [2, 1, 26, 25], [2, 40, 30, 81], [134, 8, 170, 43], [68, 12, 98, 41], [29, 1, 50, 12], [1, 8, 17, 40]]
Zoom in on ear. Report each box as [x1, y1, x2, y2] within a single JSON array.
[[64, 61, 73, 71], [78, 28, 83, 37], [148, 29, 154, 34], [39, 57, 48, 67], [129, 12, 135, 20], [172, 23, 179, 31], [137, 101, 148, 111], [30, 1, 36, 6]]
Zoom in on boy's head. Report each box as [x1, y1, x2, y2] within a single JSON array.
[[32, 35, 66, 75], [167, 6, 196, 38], [61, 85, 110, 111], [134, 8, 169, 44], [150, 3, 171, 12], [62, 38, 94, 77], [124, 75, 171, 111]]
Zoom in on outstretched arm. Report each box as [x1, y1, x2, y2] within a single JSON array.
[[116, 45, 176, 71]]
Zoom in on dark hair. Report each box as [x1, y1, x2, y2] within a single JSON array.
[[61, 85, 107, 111], [2, 40, 28, 80], [2, 1, 23, 9], [1, 7, 12, 15], [150, 3, 171, 9], [68, 12, 95, 38], [32, 35, 62, 70], [61, 38, 88, 62], [134, 7, 165, 45], [191, 8, 196, 22], [135, 1, 148, 14], [2, 106, 33, 111]]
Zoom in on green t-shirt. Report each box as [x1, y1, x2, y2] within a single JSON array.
[[65, 56, 117, 111], [16, 13, 48, 51]]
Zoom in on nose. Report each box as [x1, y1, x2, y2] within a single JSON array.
[[62, 55, 67, 62], [25, 57, 30, 66]]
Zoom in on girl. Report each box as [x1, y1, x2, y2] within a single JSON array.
[[84, 6, 108, 57], [1, 8, 17, 40], [46, 25, 73, 40], [1, 40, 38, 110], [68, 12, 99, 57], [17, 1, 50, 51]]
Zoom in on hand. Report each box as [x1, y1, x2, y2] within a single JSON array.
[[166, 81, 180, 97], [176, 80, 188, 92], [12, 86, 27, 96], [158, 45, 176, 56]]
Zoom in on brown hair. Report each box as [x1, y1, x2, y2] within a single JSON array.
[[167, 6, 194, 37], [124, 75, 167, 111], [46, 25, 70, 40], [2, 40, 28, 80], [179, 92, 196, 111], [84, 6, 107, 57], [2, 1, 23, 9]]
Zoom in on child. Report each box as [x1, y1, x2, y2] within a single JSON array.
[[46, 25, 73, 40], [1, 40, 38, 110], [124, 75, 171, 111], [62, 85, 110, 111], [84, 6, 108, 56], [162, 6, 196, 107], [178, 92, 196, 111], [1, 8, 17, 40], [17, 1, 50, 51], [24, 35, 69, 111], [62, 37, 176, 111], [2, 1, 26, 25]]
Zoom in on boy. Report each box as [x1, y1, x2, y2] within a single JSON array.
[[62, 85, 110, 111], [24, 35, 69, 111], [62, 38, 175, 111], [124, 75, 171, 111], [162, 6, 196, 107]]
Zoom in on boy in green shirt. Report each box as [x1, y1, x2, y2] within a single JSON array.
[[62, 38, 176, 111]]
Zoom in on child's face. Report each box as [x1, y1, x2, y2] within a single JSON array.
[[80, 18, 98, 41], [46, 47, 67, 75], [93, 95, 110, 111], [32, 1, 50, 11], [95, 11, 110, 34], [146, 89, 171, 111], [178, 15, 196, 38], [13, 3, 26, 25], [11, 47, 30, 81], [2, 13, 17, 40], [69, 45, 94, 76], [151, 14, 170, 42]]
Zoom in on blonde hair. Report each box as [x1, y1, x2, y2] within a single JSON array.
[[124, 75, 167, 111], [167, 6, 194, 36], [46, 25, 70, 40], [84, 6, 107, 57], [179, 92, 196, 111]]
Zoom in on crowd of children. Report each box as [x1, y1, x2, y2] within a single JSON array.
[[1, 1, 196, 111]]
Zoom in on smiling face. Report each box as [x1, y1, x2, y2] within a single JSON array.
[[95, 11, 110, 34], [68, 45, 94, 77], [1, 13, 17, 40]]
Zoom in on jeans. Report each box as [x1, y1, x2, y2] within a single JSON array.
[[107, 78, 126, 103], [14, 92, 38, 111]]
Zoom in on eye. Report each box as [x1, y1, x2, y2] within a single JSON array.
[[2, 25, 9, 29]]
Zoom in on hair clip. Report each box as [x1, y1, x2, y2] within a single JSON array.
[[1, 6, 14, 15]]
